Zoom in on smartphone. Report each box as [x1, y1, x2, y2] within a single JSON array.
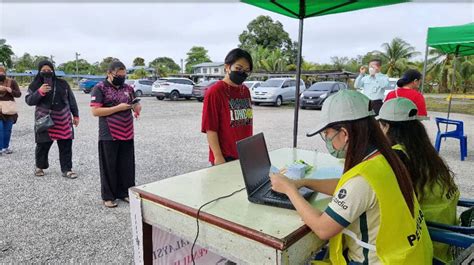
[[131, 98, 141, 105], [43, 77, 53, 87]]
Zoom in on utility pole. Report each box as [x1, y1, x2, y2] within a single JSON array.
[[50, 55, 54, 65], [180, 58, 184, 74], [75, 52, 80, 87]]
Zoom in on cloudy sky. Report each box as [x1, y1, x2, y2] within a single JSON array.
[[0, 1, 472, 69]]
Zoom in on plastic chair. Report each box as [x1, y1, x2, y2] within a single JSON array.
[[428, 198, 473, 264], [434, 117, 468, 161]]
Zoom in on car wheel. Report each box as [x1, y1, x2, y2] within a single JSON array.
[[135, 90, 143, 97], [198, 98, 204, 102], [170, 91, 180, 101], [156, 96, 164, 100], [274, 96, 283, 107], [301, 106, 306, 109]]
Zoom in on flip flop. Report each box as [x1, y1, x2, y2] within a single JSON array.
[[62, 171, 78, 179], [104, 200, 118, 208], [35, 168, 44, 177]]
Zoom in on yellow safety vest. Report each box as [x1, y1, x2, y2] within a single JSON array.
[[392, 144, 459, 263], [327, 153, 433, 264]]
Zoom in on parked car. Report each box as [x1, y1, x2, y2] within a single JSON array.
[[300, 81, 347, 110], [251, 78, 306, 107], [384, 78, 399, 98], [79, 78, 102, 93], [125, 79, 154, 97], [152, 78, 195, 101], [243, 81, 262, 91], [192, 80, 218, 102]]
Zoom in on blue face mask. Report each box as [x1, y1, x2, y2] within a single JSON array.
[[323, 130, 347, 159]]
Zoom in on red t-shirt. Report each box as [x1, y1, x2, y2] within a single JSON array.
[[201, 80, 253, 163], [385, 88, 428, 116]]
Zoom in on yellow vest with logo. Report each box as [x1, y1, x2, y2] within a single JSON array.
[[392, 144, 459, 263], [328, 153, 433, 264]]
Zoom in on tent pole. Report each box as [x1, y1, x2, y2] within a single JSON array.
[[293, 18, 304, 148], [446, 49, 459, 134], [421, 43, 429, 93]]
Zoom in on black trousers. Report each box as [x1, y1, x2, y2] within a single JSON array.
[[369, 99, 384, 116], [99, 140, 135, 201], [36, 139, 73, 173]]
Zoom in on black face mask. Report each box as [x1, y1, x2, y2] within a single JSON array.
[[229, 71, 248, 85], [40, 71, 53, 78], [112, 76, 126, 86], [0, 75, 5, 82]]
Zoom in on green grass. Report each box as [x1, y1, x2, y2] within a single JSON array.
[[426, 97, 474, 115]]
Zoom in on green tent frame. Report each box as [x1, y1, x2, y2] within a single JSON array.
[[241, 0, 408, 147]]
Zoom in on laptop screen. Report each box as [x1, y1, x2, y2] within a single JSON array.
[[236, 133, 271, 195]]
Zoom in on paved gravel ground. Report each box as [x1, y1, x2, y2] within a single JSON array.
[[1, 90, 472, 263]]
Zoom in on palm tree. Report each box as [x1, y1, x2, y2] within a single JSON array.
[[426, 49, 454, 93], [0, 39, 14, 68], [374, 38, 420, 77]]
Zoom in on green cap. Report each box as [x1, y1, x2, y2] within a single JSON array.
[[307, 90, 374, 137], [377, 97, 421, 121]]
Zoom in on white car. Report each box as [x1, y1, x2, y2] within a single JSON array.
[[251, 78, 306, 106], [125, 79, 153, 97], [152, 78, 195, 101], [384, 78, 399, 98], [243, 81, 262, 91]]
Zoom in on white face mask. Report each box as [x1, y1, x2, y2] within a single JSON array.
[[369, 67, 377, 75]]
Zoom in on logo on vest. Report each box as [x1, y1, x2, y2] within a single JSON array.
[[407, 209, 425, 247], [338, 189, 347, 199], [332, 197, 348, 210]]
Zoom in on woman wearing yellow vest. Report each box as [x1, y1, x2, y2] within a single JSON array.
[[270, 90, 432, 264], [377, 98, 459, 263]]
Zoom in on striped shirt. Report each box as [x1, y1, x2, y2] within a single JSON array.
[[90, 80, 135, 141]]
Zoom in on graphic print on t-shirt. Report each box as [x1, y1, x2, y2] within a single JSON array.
[[229, 98, 252, 127]]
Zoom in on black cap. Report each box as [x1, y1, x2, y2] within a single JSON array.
[[108, 61, 126, 72]]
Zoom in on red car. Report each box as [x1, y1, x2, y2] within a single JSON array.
[[192, 80, 219, 102]]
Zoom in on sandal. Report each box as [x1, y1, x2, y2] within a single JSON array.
[[62, 171, 78, 179], [35, 168, 44, 177], [104, 200, 118, 208]]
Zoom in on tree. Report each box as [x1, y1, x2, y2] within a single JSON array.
[[99, 57, 120, 73], [185, 46, 211, 73], [330, 56, 349, 70], [373, 37, 419, 77], [129, 69, 149, 79], [57, 59, 100, 75], [0, 39, 14, 68], [149, 57, 181, 77], [239, 16, 297, 65], [133, 57, 145, 67]]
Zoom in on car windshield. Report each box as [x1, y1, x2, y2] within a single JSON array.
[[386, 81, 397, 90], [260, 79, 284, 87], [125, 80, 134, 84], [308, 83, 333, 91]]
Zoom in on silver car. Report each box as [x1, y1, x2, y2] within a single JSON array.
[[125, 79, 154, 97], [243, 81, 262, 91], [251, 78, 306, 107]]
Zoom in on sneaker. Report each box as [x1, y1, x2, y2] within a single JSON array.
[[3, 148, 13, 154]]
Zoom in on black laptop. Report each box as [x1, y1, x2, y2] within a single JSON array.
[[236, 133, 314, 210]]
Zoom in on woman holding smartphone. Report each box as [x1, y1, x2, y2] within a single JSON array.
[[90, 61, 141, 208], [25, 60, 80, 179]]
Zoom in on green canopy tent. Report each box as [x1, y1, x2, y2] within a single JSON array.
[[421, 22, 474, 122], [241, 0, 409, 147]]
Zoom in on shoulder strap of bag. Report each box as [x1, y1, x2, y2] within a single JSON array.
[[48, 80, 57, 114]]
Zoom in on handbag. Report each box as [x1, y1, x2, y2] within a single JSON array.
[[0, 79, 18, 115], [35, 82, 56, 133]]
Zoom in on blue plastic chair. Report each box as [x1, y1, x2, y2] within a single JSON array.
[[429, 227, 474, 265], [434, 117, 468, 161]]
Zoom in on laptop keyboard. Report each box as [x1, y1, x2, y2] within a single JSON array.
[[265, 190, 288, 200]]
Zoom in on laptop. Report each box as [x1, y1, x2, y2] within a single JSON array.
[[236, 133, 314, 210]]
